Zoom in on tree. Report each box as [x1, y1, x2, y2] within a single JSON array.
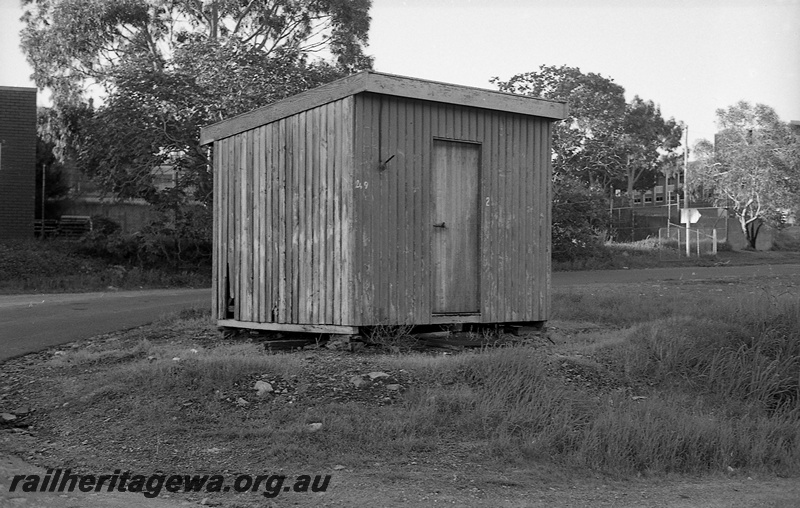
[[492, 65, 683, 204], [492, 65, 627, 190], [551, 175, 610, 261], [20, 0, 373, 208], [619, 97, 683, 203], [35, 109, 70, 221], [692, 101, 800, 249]]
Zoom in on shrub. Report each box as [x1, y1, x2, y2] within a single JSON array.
[[552, 177, 611, 262], [90, 215, 121, 236], [76, 207, 212, 269]]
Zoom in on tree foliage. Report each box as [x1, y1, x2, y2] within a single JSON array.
[[693, 101, 800, 249], [492, 65, 683, 203], [620, 97, 683, 200], [21, 0, 373, 208], [493, 65, 626, 190], [35, 109, 71, 220], [551, 176, 610, 262]]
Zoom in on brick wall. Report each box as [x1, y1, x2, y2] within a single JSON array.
[[0, 86, 37, 239]]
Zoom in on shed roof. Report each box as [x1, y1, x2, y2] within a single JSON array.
[[199, 71, 568, 145]]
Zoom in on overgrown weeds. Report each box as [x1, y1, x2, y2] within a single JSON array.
[[0, 238, 210, 293]]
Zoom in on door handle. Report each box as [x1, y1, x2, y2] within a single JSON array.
[[433, 222, 446, 228]]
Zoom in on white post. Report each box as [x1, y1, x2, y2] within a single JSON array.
[[712, 229, 718, 255], [696, 230, 700, 256]]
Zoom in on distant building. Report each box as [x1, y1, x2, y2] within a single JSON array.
[[612, 166, 726, 244], [0, 86, 37, 239], [59, 163, 181, 233]]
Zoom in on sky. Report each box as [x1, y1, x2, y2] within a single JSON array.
[[1, 0, 799, 147]]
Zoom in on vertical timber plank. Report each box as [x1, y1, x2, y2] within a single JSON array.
[[332, 100, 343, 324], [322, 103, 333, 324], [490, 112, 501, 322], [211, 143, 220, 319], [270, 121, 280, 322], [521, 118, 532, 320], [259, 125, 269, 323], [420, 102, 432, 318], [310, 108, 320, 325], [277, 118, 288, 323], [411, 100, 423, 322], [291, 113, 301, 323], [297, 112, 306, 323], [543, 120, 552, 320], [244, 131, 254, 322], [210, 144, 218, 318], [477, 111, 489, 321], [226, 138, 235, 319], [253, 127, 263, 323], [232, 134, 241, 321], [511, 114, 522, 321], [341, 97, 355, 325]]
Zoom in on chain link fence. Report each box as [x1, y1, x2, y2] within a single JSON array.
[[659, 226, 719, 256], [610, 206, 728, 248]]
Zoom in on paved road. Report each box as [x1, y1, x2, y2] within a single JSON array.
[[0, 288, 211, 362]]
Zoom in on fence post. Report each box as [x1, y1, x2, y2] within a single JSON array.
[[696, 230, 700, 256]]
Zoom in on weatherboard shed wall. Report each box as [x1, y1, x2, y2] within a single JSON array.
[[201, 71, 567, 332]]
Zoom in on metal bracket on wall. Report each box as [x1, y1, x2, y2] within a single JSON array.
[[379, 154, 395, 172]]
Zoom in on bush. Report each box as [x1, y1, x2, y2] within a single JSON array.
[[76, 207, 212, 269], [552, 177, 611, 261], [90, 215, 121, 236]]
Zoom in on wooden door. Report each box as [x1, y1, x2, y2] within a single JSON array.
[[432, 140, 480, 314]]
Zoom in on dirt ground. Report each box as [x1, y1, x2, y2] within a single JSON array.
[[2, 264, 799, 508]]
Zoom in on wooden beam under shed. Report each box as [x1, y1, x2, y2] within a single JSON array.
[[217, 319, 360, 335]]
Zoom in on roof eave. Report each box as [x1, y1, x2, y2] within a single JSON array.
[[200, 71, 567, 145]]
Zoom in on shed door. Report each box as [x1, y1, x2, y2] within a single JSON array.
[[432, 140, 480, 314]]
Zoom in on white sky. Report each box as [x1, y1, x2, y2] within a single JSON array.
[[2, 0, 799, 146]]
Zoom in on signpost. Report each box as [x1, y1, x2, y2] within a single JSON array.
[[681, 208, 701, 224]]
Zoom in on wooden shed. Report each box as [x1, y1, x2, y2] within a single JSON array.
[[200, 71, 567, 335]]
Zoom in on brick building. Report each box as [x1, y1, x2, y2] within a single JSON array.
[[0, 86, 37, 239]]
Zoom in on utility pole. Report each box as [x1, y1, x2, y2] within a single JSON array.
[[683, 126, 690, 257], [667, 164, 673, 236]]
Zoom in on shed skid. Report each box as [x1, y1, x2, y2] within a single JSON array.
[[217, 320, 360, 335]]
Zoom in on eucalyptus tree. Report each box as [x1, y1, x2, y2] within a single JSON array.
[[493, 65, 682, 206], [21, 0, 373, 206], [693, 101, 799, 249]]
